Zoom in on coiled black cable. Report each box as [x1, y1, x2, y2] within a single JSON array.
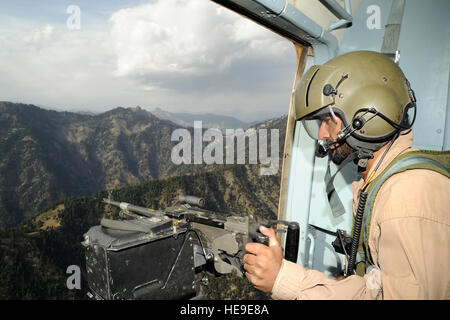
[[345, 132, 398, 276], [347, 190, 367, 275]]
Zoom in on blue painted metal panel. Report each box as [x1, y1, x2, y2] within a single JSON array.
[[284, 121, 316, 265], [338, 0, 450, 151], [396, 0, 450, 151], [338, 0, 391, 55], [281, 3, 323, 38], [445, 76, 450, 150], [254, 0, 286, 15]]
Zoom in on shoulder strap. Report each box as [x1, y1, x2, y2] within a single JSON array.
[[359, 150, 450, 269]]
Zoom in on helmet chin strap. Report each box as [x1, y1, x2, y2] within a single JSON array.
[[324, 151, 359, 218], [323, 129, 400, 218], [322, 143, 375, 218]]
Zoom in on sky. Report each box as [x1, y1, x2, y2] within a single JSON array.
[[0, 0, 297, 122]]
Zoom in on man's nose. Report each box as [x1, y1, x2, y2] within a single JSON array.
[[318, 121, 330, 140]]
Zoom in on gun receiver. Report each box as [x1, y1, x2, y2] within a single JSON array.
[[82, 194, 299, 299]]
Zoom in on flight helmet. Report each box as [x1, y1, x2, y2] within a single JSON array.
[[294, 50, 416, 160]]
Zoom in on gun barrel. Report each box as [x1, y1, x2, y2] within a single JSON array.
[[103, 198, 122, 207], [103, 198, 164, 218], [179, 194, 205, 207]]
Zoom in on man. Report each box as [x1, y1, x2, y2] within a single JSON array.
[[244, 51, 450, 299]]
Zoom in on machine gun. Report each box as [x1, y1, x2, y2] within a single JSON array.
[[81, 194, 299, 300]]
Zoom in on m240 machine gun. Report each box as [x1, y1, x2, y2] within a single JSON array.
[[81, 195, 299, 300]]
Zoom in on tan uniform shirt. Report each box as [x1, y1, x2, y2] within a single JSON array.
[[272, 132, 450, 299]]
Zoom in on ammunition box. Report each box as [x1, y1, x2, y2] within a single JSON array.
[[82, 218, 196, 300]]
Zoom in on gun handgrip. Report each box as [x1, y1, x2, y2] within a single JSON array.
[[249, 221, 299, 263], [284, 222, 300, 263], [248, 223, 269, 246]]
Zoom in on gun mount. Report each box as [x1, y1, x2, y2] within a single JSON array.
[[82, 194, 299, 300]]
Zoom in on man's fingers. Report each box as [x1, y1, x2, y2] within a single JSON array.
[[259, 226, 280, 247], [245, 242, 269, 254], [245, 269, 263, 283], [243, 263, 258, 276], [243, 253, 257, 266], [245, 271, 256, 284], [245, 227, 284, 294], [245, 272, 270, 293]]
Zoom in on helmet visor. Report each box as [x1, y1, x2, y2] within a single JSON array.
[[301, 106, 339, 140]]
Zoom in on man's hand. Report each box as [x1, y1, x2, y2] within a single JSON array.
[[243, 226, 283, 292]]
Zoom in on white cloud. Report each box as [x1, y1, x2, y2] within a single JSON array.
[[25, 24, 54, 44], [109, 0, 292, 81], [0, 1, 296, 121], [0, 21, 125, 110]]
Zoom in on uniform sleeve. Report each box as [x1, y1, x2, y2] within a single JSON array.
[[271, 259, 380, 300]]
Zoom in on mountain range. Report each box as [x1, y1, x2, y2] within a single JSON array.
[[0, 101, 287, 299], [0, 101, 286, 228], [0, 102, 179, 226], [150, 107, 254, 129]]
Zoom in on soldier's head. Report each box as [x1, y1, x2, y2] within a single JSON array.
[[294, 50, 416, 166]]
